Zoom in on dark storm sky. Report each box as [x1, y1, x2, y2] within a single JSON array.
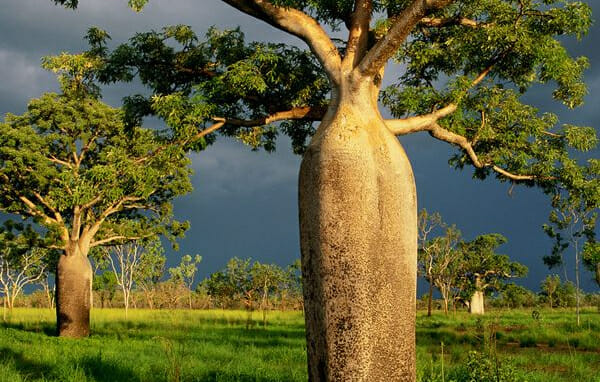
[[0, 0, 598, 292]]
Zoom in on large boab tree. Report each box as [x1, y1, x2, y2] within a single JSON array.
[[0, 58, 192, 337], [56, 0, 596, 379]]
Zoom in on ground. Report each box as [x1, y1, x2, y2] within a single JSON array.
[[0, 308, 598, 381]]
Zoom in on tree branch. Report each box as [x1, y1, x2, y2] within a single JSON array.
[[222, 0, 342, 85], [420, 16, 491, 28], [388, 119, 547, 182], [90, 233, 154, 247], [343, 0, 372, 70], [358, 0, 453, 77]]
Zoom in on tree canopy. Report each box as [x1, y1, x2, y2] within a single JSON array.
[[0, 59, 192, 254], [50, 0, 597, 194]]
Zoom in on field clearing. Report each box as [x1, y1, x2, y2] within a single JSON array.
[[0, 308, 598, 381]]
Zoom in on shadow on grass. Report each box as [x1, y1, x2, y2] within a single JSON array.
[[0, 347, 141, 382], [0, 320, 55, 336]]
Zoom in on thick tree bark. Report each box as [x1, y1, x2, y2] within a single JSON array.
[[299, 78, 417, 381], [469, 291, 485, 315], [56, 244, 93, 337]]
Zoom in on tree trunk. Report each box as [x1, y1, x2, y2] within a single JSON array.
[[427, 278, 433, 317], [299, 80, 417, 381], [469, 291, 485, 315], [56, 245, 93, 337], [596, 263, 600, 288]]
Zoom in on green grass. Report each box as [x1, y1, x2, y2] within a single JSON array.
[[0, 308, 598, 381]]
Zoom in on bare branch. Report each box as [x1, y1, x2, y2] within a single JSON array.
[[222, 0, 342, 85]]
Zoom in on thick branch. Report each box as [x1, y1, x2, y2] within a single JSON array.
[[385, 104, 457, 133], [358, 0, 453, 77], [343, 0, 372, 69], [222, 0, 342, 85], [135, 105, 325, 165], [388, 120, 543, 182]]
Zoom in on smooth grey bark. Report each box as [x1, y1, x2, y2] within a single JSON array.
[[56, 245, 93, 337], [299, 77, 418, 381]]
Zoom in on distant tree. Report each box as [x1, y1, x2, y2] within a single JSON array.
[[498, 283, 537, 309], [92, 271, 118, 309], [0, 59, 192, 336], [583, 242, 600, 288], [420, 221, 462, 315], [250, 261, 285, 326], [0, 222, 47, 320], [540, 274, 561, 309], [102, 242, 153, 318], [282, 259, 303, 311], [459, 234, 528, 315], [38, 253, 59, 310], [169, 254, 202, 309], [555, 280, 578, 308], [417, 209, 443, 316], [133, 240, 166, 309], [543, 162, 599, 324]]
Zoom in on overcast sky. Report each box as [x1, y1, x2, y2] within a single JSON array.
[[0, 0, 598, 292]]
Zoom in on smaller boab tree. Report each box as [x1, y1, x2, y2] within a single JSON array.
[[459, 234, 527, 315], [0, 56, 192, 337]]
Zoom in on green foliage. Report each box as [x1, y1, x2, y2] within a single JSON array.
[[83, 26, 329, 153], [459, 234, 528, 296], [169, 254, 202, 288], [0, 71, 192, 254]]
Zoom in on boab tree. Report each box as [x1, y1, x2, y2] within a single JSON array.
[[0, 57, 192, 337], [55, 0, 596, 379], [459, 234, 527, 315]]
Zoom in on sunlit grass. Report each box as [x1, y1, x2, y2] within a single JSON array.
[[0, 308, 598, 381]]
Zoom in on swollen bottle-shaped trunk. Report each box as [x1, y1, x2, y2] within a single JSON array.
[[56, 244, 93, 337], [299, 79, 417, 381], [469, 291, 485, 315]]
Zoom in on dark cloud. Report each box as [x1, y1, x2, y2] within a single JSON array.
[[0, 0, 598, 292]]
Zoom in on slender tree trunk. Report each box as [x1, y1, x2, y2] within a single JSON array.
[[595, 263, 600, 288], [575, 242, 580, 326], [124, 287, 129, 319], [56, 244, 93, 337], [300, 80, 417, 381], [427, 277, 433, 317]]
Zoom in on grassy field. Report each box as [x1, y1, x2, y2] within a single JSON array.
[[0, 308, 598, 381]]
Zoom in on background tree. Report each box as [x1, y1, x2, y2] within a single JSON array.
[[0, 59, 192, 337], [0, 222, 47, 320], [418, 209, 443, 316], [133, 240, 166, 310], [541, 274, 561, 309], [543, 162, 599, 324], [459, 234, 528, 315], [418, 210, 462, 315], [53, 0, 597, 379], [92, 270, 118, 309], [169, 254, 202, 309], [583, 242, 600, 288], [250, 261, 285, 326], [102, 242, 148, 318]]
